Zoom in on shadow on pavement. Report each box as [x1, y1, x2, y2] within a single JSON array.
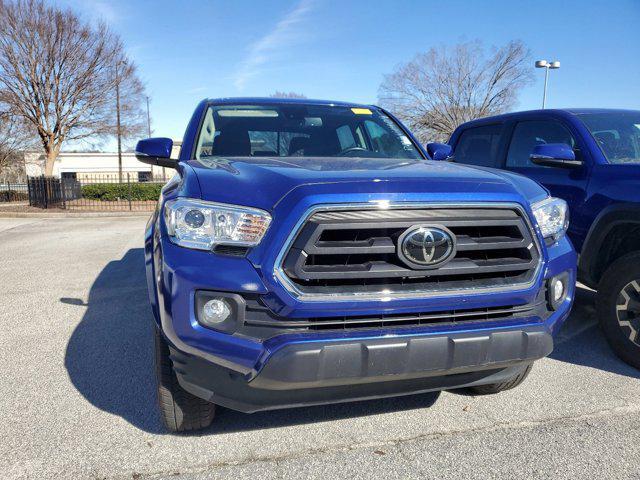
[[549, 285, 640, 379], [64, 248, 440, 435], [64, 248, 162, 433], [209, 391, 440, 435]]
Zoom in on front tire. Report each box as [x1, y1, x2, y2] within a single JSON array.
[[597, 252, 640, 370], [154, 327, 216, 432], [469, 363, 533, 395]]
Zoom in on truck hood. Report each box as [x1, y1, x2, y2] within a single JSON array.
[[185, 157, 545, 211]]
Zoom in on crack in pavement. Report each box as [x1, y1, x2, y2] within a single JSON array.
[[0, 218, 44, 235]]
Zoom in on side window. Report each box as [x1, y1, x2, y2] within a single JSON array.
[[364, 120, 387, 152], [280, 132, 310, 156], [248, 131, 278, 156], [336, 125, 357, 150], [195, 108, 216, 159], [354, 124, 367, 148], [506, 120, 576, 168], [453, 124, 503, 167], [363, 119, 407, 157]]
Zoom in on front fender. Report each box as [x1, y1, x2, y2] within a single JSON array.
[[579, 203, 640, 287]]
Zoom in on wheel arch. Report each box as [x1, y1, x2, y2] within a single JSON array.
[[579, 204, 640, 288], [144, 209, 162, 326]]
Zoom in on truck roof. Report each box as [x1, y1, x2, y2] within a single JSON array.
[[204, 97, 376, 109], [458, 108, 640, 127]]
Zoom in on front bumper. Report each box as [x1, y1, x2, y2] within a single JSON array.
[[146, 201, 577, 412], [171, 323, 551, 413]]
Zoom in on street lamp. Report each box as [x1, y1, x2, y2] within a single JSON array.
[[535, 60, 560, 109]]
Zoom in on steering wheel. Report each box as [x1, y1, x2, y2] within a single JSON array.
[[337, 147, 369, 157]]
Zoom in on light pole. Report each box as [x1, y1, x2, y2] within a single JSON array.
[[535, 60, 560, 109]]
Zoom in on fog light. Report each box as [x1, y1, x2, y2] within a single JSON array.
[[195, 291, 244, 333], [202, 298, 231, 325], [547, 272, 570, 310]]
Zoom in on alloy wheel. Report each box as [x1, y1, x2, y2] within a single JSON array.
[[616, 279, 640, 345]]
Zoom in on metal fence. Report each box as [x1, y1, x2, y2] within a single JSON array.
[[0, 181, 29, 203], [27, 173, 170, 211]]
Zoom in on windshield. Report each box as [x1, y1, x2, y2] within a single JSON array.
[[578, 112, 640, 165], [194, 103, 422, 161]]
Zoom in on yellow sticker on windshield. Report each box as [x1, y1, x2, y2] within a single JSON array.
[[351, 108, 372, 115]]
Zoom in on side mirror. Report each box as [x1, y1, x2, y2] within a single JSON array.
[[530, 143, 582, 169], [426, 142, 453, 161], [135, 137, 178, 168]]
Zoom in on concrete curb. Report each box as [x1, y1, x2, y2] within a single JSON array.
[[0, 210, 151, 218]]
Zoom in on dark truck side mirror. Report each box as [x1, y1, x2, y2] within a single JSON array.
[[426, 142, 453, 161], [135, 137, 178, 168], [530, 143, 582, 169]]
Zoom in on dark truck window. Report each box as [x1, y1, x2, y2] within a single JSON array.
[[506, 120, 576, 168], [194, 104, 422, 160], [578, 112, 640, 165], [453, 124, 502, 167]]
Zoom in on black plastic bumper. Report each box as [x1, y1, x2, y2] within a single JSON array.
[[170, 325, 553, 413]]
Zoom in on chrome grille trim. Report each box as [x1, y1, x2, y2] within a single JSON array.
[[273, 202, 543, 302]]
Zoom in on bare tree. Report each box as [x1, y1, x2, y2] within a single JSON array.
[[379, 40, 533, 143], [269, 91, 307, 99], [0, 0, 147, 176], [0, 109, 31, 180]]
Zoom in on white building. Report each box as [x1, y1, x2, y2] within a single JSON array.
[[23, 140, 182, 182]]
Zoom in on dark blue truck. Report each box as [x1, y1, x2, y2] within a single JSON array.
[[136, 98, 575, 432], [432, 108, 640, 369]]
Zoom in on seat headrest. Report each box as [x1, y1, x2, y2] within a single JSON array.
[[289, 136, 310, 156], [212, 126, 251, 156]]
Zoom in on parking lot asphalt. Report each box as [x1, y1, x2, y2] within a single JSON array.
[[1, 217, 639, 480]]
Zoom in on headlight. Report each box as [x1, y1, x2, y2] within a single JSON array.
[[163, 198, 271, 250], [531, 197, 569, 241]]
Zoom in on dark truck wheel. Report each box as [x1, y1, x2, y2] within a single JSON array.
[[154, 327, 216, 432], [468, 363, 533, 395], [597, 252, 640, 370]]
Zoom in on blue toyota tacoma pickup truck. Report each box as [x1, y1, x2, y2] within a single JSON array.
[[430, 108, 640, 369], [136, 98, 575, 432]]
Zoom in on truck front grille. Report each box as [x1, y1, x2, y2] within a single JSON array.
[[277, 205, 541, 299]]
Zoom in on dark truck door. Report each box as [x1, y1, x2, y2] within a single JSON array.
[[504, 119, 591, 244]]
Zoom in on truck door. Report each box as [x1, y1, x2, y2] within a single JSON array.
[[504, 119, 591, 244]]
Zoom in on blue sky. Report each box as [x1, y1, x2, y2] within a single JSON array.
[[56, 0, 639, 147]]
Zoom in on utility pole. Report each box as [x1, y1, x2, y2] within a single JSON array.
[[146, 96, 151, 137], [115, 60, 123, 183], [145, 95, 164, 179]]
